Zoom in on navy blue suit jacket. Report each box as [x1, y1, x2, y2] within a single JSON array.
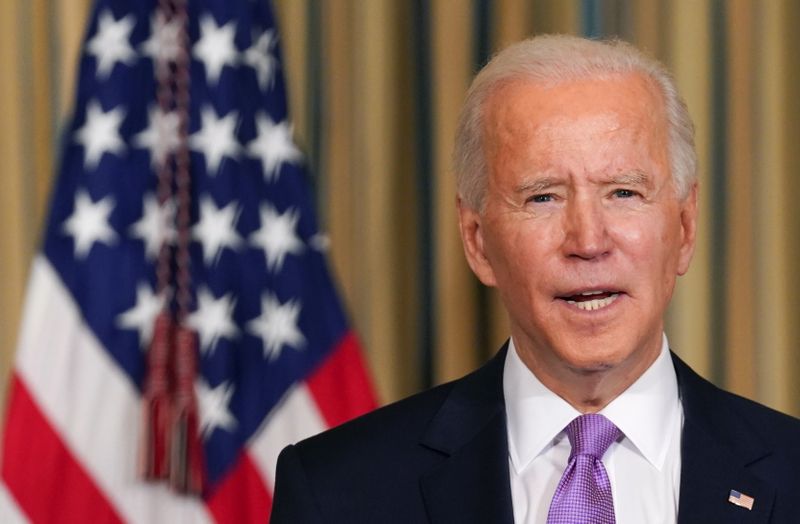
[[271, 345, 800, 523]]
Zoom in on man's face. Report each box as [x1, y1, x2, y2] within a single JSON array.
[[458, 73, 697, 378]]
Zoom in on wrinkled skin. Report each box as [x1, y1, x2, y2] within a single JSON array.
[[458, 73, 698, 411]]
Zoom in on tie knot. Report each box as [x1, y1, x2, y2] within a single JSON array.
[[565, 414, 621, 459]]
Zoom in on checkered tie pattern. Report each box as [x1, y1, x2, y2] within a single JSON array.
[[546, 414, 622, 524]]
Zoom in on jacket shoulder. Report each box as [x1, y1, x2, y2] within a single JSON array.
[[673, 351, 800, 447], [296, 378, 456, 459], [295, 343, 508, 463], [271, 347, 509, 523], [271, 379, 461, 523]]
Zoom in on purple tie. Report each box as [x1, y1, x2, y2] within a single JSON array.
[[546, 414, 622, 524]]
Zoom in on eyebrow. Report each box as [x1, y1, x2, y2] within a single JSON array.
[[514, 176, 563, 194], [609, 170, 651, 187], [514, 170, 653, 194]]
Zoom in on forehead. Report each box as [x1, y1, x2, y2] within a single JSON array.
[[481, 72, 669, 177], [483, 72, 667, 145]]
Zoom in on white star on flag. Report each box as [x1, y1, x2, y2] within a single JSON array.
[[192, 195, 243, 265], [129, 194, 176, 259], [62, 190, 117, 258], [132, 105, 181, 167], [189, 105, 240, 175], [74, 100, 126, 170], [116, 282, 164, 348], [140, 10, 182, 68], [245, 113, 302, 182], [188, 287, 239, 356], [196, 379, 237, 439], [243, 29, 279, 91], [193, 13, 238, 85], [86, 9, 137, 79], [247, 293, 305, 361], [250, 203, 303, 272]]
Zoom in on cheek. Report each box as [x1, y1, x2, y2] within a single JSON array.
[[485, 220, 555, 288], [609, 211, 676, 254], [607, 214, 652, 254], [610, 215, 683, 295], [609, 216, 675, 277], [612, 221, 645, 245], [487, 232, 529, 281]]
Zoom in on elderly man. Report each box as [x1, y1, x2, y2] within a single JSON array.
[[271, 35, 800, 523]]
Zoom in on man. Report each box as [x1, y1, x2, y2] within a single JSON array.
[[271, 35, 800, 523]]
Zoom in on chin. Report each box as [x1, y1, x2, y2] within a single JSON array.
[[563, 357, 617, 374], [557, 344, 631, 373]]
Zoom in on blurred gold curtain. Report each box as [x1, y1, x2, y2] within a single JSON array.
[[0, 0, 94, 422], [2, 0, 799, 420]]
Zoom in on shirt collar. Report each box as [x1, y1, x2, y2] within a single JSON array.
[[503, 335, 680, 474]]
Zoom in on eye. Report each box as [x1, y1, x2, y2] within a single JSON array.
[[613, 189, 637, 199], [528, 194, 554, 203]]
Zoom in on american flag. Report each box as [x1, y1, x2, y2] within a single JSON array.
[[0, 0, 376, 522], [728, 489, 755, 511]]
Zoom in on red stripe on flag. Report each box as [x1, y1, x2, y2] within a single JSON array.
[[1, 373, 124, 524], [207, 452, 272, 524], [306, 332, 378, 428]]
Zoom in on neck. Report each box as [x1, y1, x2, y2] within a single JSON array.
[[513, 337, 662, 413]]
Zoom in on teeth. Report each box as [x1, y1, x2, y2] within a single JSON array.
[[580, 290, 605, 296], [566, 293, 619, 311]]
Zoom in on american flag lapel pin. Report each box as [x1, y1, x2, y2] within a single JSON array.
[[728, 489, 755, 510]]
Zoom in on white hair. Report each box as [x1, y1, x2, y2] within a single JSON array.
[[453, 34, 697, 210]]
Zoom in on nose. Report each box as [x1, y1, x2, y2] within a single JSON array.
[[562, 197, 611, 260]]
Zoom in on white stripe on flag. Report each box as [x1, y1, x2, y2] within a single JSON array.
[[0, 482, 29, 524], [15, 257, 213, 524], [248, 382, 327, 487]]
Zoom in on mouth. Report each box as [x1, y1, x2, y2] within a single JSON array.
[[557, 290, 622, 311]]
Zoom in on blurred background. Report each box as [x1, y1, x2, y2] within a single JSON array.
[[1, 0, 799, 422]]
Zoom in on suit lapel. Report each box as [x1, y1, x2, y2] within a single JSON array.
[[419, 346, 514, 524], [673, 353, 775, 523]]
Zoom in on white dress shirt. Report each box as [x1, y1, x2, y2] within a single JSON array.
[[504, 335, 683, 524]]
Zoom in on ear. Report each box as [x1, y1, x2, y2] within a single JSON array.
[[456, 196, 498, 287], [676, 182, 698, 276]]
